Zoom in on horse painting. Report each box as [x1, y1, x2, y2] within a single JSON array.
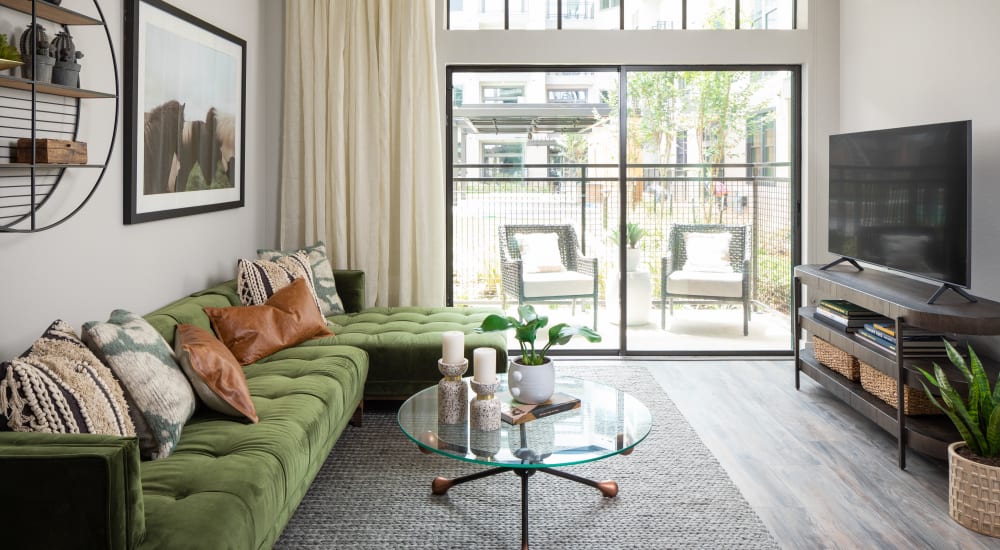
[[143, 101, 237, 195]]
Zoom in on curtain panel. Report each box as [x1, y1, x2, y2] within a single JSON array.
[[281, 0, 445, 307]]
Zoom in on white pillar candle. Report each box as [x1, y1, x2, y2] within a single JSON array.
[[442, 331, 464, 364], [473, 347, 497, 384]]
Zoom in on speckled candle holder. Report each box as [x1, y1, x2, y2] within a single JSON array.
[[470, 425, 501, 460], [438, 358, 468, 424], [469, 379, 501, 432]]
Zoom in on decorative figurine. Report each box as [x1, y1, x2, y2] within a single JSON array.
[[51, 28, 83, 87], [19, 24, 54, 82]]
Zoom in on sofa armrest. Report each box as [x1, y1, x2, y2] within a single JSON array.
[[0, 432, 144, 550], [333, 269, 366, 313]]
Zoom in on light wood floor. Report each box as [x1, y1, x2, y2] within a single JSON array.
[[626, 359, 1000, 549]]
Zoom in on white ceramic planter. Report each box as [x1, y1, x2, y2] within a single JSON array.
[[626, 248, 641, 272], [507, 358, 555, 404]]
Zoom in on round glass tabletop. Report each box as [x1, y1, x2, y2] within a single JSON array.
[[397, 375, 652, 469]]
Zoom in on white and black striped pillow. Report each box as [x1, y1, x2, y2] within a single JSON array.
[[0, 320, 134, 436], [236, 252, 323, 313]]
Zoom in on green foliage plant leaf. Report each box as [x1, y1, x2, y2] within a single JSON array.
[[918, 344, 1000, 458], [477, 304, 601, 366], [0, 34, 21, 62]]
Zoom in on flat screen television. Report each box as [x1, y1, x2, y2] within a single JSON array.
[[828, 120, 971, 298]]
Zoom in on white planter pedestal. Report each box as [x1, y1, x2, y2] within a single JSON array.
[[607, 269, 652, 326]]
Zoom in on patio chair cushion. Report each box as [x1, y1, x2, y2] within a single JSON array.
[[682, 232, 733, 273], [515, 232, 566, 273], [666, 270, 743, 298], [522, 271, 594, 298]]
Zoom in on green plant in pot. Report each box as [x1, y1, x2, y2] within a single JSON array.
[[610, 222, 646, 271], [0, 33, 22, 69], [918, 341, 1000, 537], [477, 304, 601, 404]]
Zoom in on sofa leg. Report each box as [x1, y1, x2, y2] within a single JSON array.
[[350, 402, 364, 427]]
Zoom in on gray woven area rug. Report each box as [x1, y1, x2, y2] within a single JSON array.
[[275, 365, 778, 549]]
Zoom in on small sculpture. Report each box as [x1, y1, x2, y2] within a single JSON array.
[[18, 24, 54, 82], [51, 29, 84, 87]]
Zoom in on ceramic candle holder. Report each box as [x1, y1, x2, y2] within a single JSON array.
[[438, 358, 469, 424], [469, 379, 501, 432]]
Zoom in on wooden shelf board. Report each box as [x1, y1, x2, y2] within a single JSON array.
[[0, 75, 115, 99], [796, 264, 1000, 334], [799, 350, 958, 459], [0, 0, 101, 25], [0, 163, 102, 168]]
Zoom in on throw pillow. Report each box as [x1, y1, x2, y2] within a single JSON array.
[[515, 233, 566, 273], [83, 310, 196, 460], [0, 320, 134, 437], [237, 252, 323, 313], [174, 324, 258, 423], [258, 241, 345, 316], [205, 278, 333, 366], [682, 232, 734, 273]]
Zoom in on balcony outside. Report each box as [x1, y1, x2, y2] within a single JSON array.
[[449, 68, 795, 354]]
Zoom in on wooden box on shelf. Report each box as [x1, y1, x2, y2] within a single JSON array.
[[813, 336, 861, 381], [859, 361, 941, 415], [15, 138, 87, 164]]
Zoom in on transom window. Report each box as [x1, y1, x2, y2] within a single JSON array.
[[449, 0, 797, 30]]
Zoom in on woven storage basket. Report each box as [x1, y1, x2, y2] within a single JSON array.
[[813, 336, 860, 381], [859, 361, 941, 415]]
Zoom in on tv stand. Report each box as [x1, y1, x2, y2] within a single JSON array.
[[794, 264, 1000, 469], [927, 283, 978, 305], [819, 257, 863, 271]]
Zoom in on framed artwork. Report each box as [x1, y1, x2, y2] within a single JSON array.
[[123, 0, 246, 224]]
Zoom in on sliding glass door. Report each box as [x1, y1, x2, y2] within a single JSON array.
[[446, 66, 798, 355]]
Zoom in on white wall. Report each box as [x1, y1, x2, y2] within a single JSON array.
[[838, 0, 1000, 301], [0, 0, 283, 358]]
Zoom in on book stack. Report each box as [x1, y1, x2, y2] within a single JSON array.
[[815, 299, 891, 332], [855, 322, 955, 357], [499, 392, 581, 425]]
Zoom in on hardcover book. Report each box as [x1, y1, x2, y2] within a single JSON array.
[[499, 392, 581, 425]]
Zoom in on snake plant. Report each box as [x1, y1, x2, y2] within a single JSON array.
[[917, 341, 1000, 457]]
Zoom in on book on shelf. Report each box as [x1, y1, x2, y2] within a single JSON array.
[[499, 392, 581, 425], [856, 324, 954, 357], [818, 299, 884, 318], [814, 305, 890, 330]]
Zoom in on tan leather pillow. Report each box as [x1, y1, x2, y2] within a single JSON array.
[[204, 278, 333, 366], [174, 324, 258, 423]]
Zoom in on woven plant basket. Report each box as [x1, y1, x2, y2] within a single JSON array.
[[813, 336, 860, 381], [859, 362, 941, 415], [950, 442, 1000, 537]]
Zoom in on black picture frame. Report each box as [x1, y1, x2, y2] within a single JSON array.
[[123, 0, 246, 224]]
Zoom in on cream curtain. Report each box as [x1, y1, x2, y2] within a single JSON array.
[[281, 0, 445, 307]]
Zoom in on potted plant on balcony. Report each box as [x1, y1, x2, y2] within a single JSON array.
[[918, 342, 1000, 537], [610, 222, 646, 272], [477, 305, 601, 404]]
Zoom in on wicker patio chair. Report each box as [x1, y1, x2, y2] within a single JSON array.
[[660, 224, 751, 335], [499, 224, 599, 329]]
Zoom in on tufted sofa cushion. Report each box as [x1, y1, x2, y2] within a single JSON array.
[[311, 307, 508, 399], [138, 344, 367, 549]]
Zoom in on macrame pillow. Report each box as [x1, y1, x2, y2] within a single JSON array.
[[237, 252, 323, 313], [0, 320, 135, 436], [258, 241, 345, 316], [83, 310, 196, 460]]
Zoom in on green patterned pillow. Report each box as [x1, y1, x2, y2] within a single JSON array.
[[258, 241, 345, 316], [0, 320, 135, 437], [83, 310, 196, 460]]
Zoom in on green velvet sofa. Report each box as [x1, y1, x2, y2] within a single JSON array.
[[0, 270, 506, 549]]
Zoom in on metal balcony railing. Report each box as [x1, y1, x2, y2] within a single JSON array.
[[450, 162, 793, 315]]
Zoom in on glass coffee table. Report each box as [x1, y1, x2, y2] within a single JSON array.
[[397, 374, 652, 549]]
